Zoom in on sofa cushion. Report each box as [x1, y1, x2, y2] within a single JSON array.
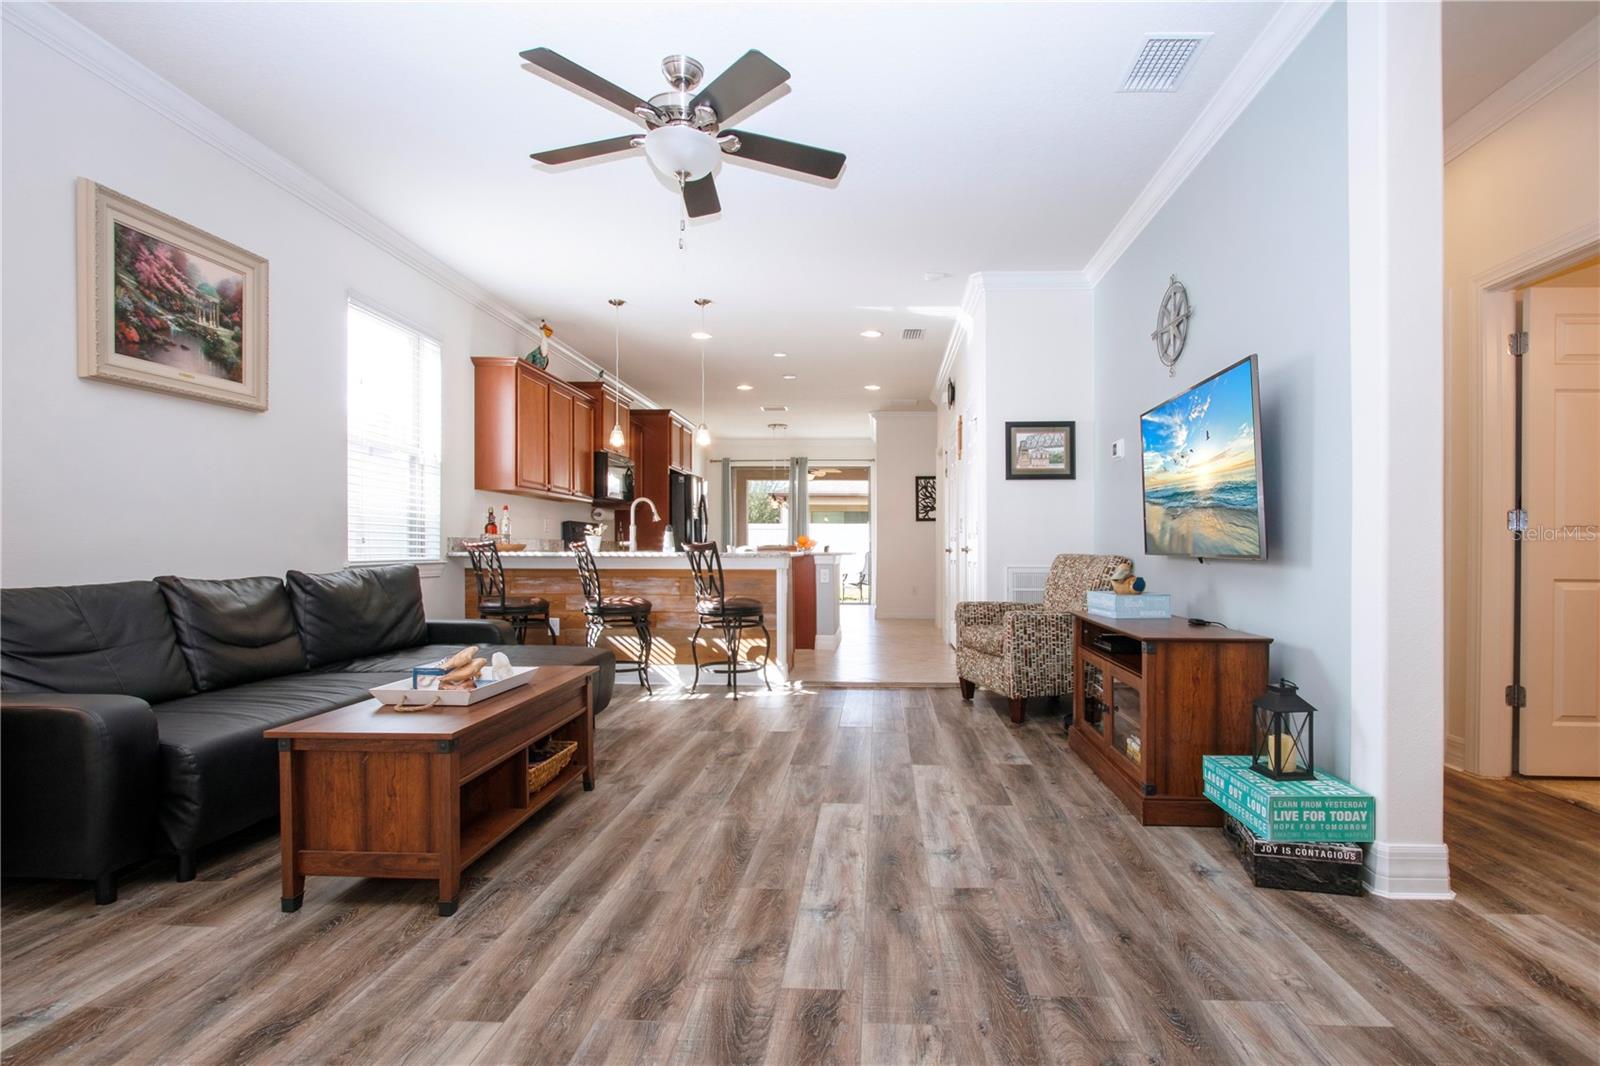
[[155, 576, 307, 691], [962, 623, 1005, 657], [150, 672, 383, 852], [285, 565, 429, 668], [1, 580, 194, 702]]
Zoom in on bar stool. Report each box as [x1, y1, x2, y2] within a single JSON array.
[[462, 539, 554, 643], [685, 541, 771, 699], [569, 541, 654, 693]]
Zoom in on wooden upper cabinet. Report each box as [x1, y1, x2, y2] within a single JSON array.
[[516, 369, 550, 490], [572, 381, 630, 458], [573, 394, 594, 498], [473, 357, 596, 503], [547, 384, 575, 495]]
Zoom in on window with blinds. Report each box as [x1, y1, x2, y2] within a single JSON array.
[[346, 301, 442, 563]]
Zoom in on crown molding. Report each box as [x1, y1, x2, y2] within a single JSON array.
[[970, 270, 1092, 292], [2, 1, 663, 412], [1082, 0, 1333, 285], [1443, 16, 1598, 165]]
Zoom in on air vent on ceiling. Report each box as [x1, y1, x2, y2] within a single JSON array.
[[760, 404, 789, 413], [901, 328, 925, 341], [1119, 33, 1209, 93]]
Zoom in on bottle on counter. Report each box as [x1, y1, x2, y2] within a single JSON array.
[[484, 508, 498, 536], [500, 504, 512, 544]]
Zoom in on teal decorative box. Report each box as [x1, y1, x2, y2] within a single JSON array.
[[1202, 755, 1375, 843], [1085, 590, 1172, 619]]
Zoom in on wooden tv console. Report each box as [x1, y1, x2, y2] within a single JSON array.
[[1068, 611, 1271, 826]]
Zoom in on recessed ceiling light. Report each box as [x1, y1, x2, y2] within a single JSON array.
[[691, 331, 712, 340], [782, 374, 797, 380], [772, 351, 788, 358], [864, 384, 882, 391], [923, 271, 951, 281], [860, 329, 883, 339], [736, 383, 754, 391]]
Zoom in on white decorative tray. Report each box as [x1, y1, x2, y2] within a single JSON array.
[[370, 665, 538, 707]]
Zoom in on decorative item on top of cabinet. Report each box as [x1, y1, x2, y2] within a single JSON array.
[[472, 356, 595, 504]]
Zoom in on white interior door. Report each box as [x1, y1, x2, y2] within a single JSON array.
[[943, 433, 959, 646], [1520, 285, 1600, 776]]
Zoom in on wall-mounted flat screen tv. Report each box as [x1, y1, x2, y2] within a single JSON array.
[[1139, 354, 1266, 560]]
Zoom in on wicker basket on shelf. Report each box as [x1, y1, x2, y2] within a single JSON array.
[[527, 739, 578, 792]]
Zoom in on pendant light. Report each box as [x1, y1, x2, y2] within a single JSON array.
[[607, 298, 626, 451], [694, 297, 713, 448]]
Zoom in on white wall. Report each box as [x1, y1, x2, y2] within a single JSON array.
[[1442, 53, 1600, 773], [1092, 7, 1354, 776], [870, 411, 937, 619], [0, 23, 609, 617], [982, 284, 1096, 596]]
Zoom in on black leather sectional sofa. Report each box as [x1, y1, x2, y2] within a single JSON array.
[[0, 564, 615, 903]]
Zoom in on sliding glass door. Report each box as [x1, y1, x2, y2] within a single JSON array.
[[732, 464, 791, 548], [807, 465, 872, 603]]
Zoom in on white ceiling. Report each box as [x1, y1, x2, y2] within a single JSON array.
[[1442, 1, 1598, 125], [63, 1, 1285, 437]]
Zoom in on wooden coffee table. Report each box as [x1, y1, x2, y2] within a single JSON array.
[[265, 664, 597, 916]]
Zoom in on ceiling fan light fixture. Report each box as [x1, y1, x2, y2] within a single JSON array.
[[642, 124, 721, 181]]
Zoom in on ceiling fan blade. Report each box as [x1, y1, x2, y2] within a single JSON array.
[[530, 135, 640, 166], [683, 174, 721, 218], [691, 50, 790, 124], [723, 130, 845, 181], [520, 47, 653, 125]]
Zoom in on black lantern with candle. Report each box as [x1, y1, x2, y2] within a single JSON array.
[[1250, 679, 1316, 781]]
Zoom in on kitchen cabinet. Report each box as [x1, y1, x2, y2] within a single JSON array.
[[473, 357, 595, 504], [572, 381, 632, 460]]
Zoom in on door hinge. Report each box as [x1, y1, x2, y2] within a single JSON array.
[[1508, 331, 1529, 357], [1505, 684, 1527, 708], [1507, 509, 1528, 532]]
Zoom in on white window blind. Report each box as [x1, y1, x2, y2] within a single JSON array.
[[347, 301, 442, 563]]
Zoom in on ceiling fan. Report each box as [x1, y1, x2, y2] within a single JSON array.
[[521, 48, 846, 218]]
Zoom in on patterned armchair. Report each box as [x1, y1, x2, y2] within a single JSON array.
[[956, 553, 1129, 723]]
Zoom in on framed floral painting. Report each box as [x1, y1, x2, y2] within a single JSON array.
[[76, 178, 269, 410]]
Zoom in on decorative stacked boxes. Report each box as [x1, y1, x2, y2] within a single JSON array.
[[1202, 754, 1374, 895]]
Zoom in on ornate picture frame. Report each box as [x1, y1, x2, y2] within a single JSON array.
[[76, 178, 269, 410]]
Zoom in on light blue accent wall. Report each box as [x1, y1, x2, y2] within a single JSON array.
[[1093, 7, 1353, 774]]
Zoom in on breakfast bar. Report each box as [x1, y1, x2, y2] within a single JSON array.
[[449, 549, 842, 686]]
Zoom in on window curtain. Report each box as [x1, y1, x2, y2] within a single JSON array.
[[789, 456, 809, 544], [719, 458, 733, 549]]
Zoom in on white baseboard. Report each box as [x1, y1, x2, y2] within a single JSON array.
[[1364, 841, 1454, 899], [814, 632, 841, 651]]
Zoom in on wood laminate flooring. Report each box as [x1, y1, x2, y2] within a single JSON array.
[[3, 687, 1597, 1065], [793, 606, 956, 687]]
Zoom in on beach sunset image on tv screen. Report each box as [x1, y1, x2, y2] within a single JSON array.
[[1140, 356, 1264, 558]]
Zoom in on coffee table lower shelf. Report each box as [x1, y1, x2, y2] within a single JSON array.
[[461, 762, 586, 868], [267, 666, 597, 917]]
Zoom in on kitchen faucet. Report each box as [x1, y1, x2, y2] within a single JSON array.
[[627, 497, 660, 552]]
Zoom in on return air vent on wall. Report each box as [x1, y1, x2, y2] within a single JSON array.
[[901, 328, 925, 341], [1119, 33, 1209, 93]]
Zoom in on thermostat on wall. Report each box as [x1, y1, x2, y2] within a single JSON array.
[[1111, 438, 1126, 460]]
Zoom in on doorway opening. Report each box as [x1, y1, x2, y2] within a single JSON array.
[[1455, 243, 1599, 780]]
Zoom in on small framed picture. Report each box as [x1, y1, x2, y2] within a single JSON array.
[[1005, 421, 1076, 480], [914, 475, 937, 521], [77, 178, 269, 410]]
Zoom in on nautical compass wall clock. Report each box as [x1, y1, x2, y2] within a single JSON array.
[[1151, 274, 1193, 376]]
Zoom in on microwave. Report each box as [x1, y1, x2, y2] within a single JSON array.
[[594, 450, 634, 503]]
